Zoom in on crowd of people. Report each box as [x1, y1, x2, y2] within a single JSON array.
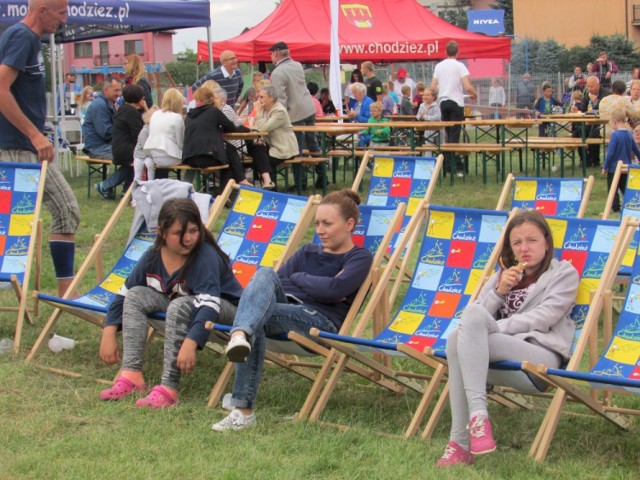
[[0, 1, 636, 471]]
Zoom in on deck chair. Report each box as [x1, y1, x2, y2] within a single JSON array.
[[206, 202, 408, 408], [516, 217, 640, 461], [0, 162, 46, 354], [352, 153, 443, 247], [26, 180, 213, 365], [415, 215, 637, 461], [298, 204, 511, 431], [602, 161, 640, 221], [496, 173, 594, 218]]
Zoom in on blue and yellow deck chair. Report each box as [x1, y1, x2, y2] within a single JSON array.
[[514, 217, 640, 461], [351, 152, 443, 252], [0, 162, 47, 354], [296, 204, 510, 429], [602, 162, 640, 221], [415, 215, 636, 461], [496, 173, 594, 218], [207, 202, 408, 408]]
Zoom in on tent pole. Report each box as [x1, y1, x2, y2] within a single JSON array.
[[50, 34, 60, 163], [507, 61, 511, 117], [207, 26, 214, 71]]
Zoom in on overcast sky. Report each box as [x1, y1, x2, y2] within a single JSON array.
[[172, 1, 278, 54]]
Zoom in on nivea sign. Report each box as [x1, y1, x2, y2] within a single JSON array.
[[467, 9, 505, 36]]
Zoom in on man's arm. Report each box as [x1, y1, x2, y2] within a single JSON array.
[[0, 65, 52, 160], [462, 75, 478, 99]]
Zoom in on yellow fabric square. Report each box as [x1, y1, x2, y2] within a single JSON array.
[[233, 189, 262, 215], [464, 269, 484, 296], [575, 278, 599, 306], [372, 156, 394, 177], [622, 245, 636, 271], [8, 214, 33, 236], [427, 210, 454, 239], [605, 336, 640, 364], [100, 273, 126, 294], [514, 180, 537, 201], [547, 217, 568, 248], [627, 171, 640, 190], [260, 243, 285, 268], [407, 197, 421, 216], [389, 310, 424, 335]]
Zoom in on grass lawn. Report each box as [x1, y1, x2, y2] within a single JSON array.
[[1, 153, 639, 479]]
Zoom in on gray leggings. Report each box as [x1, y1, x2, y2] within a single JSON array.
[[445, 303, 562, 448], [121, 286, 236, 391]]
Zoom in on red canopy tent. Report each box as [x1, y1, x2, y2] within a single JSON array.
[[197, 0, 510, 64]]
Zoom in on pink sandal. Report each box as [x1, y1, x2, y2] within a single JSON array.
[[99, 376, 147, 401], [135, 385, 177, 409]]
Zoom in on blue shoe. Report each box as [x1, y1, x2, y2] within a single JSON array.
[[95, 182, 115, 200]]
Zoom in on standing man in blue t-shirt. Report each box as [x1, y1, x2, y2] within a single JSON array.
[[0, 0, 80, 297]]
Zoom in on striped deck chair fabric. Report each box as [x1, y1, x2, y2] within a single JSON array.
[[0, 162, 46, 353], [301, 205, 509, 425], [217, 186, 311, 287], [37, 224, 155, 319], [498, 174, 593, 218], [353, 154, 442, 253], [417, 216, 637, 460]]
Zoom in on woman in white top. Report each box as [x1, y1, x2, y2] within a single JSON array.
[[143, 88, 185, 180]]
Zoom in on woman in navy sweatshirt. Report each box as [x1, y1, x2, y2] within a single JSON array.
[[212, 189, 373, 431], [99, 198, 242, 408]]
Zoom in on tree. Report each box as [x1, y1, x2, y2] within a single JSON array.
[[439, 0, 469, 30], [164, 48, 199, 86], [532, 38, 563, 74], [589, 34, 640, 70], [491, 0, 513, 35]]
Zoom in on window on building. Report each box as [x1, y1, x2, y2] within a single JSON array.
[[124, 40, 143, 56], [74, 42, 92, 58]]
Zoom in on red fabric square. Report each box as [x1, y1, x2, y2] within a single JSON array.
[[389, 177, 411, 199], [560, 250, 588, 276], [628, 365, 640, 381], [0, 236, 6, 255], [534, 200, 557, 216], [351, 234, 365, 248], [405, 335, 437, 353], [427, 292, 461, 318], [0, 191, 11, 214], [446, 240, 476, 268], [231, 261, 258, 288], [245, 217, 277, 243]]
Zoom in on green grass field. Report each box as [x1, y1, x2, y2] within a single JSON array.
[[1, 155, 639, 479]]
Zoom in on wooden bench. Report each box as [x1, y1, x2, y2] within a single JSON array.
[[276, 156, 330, 195], [438, 144, 510, 184], [75, 155, 113, 198]]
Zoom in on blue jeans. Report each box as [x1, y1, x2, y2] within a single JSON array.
[[102, 165, 133, 191], [230, 268, 337, 408], [85, 143, 113, 160]]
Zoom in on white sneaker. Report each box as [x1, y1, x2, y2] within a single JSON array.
[[212, 409, 257, 432], [225, 334, 251, 363], [456, 172, 464, 178]]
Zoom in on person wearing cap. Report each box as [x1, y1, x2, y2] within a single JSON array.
[[393, 68, 416, 103], [192, 50, 244, 108], [269, 41, 325, 189]]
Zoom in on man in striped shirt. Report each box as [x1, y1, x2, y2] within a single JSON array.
[[192, 50, 244, 108]]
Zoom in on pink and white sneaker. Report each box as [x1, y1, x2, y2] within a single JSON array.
[[468, 415, 496, 455], [436, 441, 473, 467]]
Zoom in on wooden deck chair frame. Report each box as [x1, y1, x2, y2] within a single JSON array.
[[601, 160, 630, 220], [521, 217, 640, 461], [206, 202, 409, 409], [26, 179, 231, 366], [496, 173, 594, 218], [416, 217, 638, 461], [295, 204, 515, 431], [5, 161, 47, 354]]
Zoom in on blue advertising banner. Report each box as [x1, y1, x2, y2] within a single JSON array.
[[467, 9, 504, 36]]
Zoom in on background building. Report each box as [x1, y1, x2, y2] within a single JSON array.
[[513, 0, 640, 48]]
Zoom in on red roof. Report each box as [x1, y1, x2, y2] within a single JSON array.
[[198, 0, 510, 64]]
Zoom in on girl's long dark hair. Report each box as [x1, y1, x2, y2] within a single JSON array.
[[152, 198, 230, 279]]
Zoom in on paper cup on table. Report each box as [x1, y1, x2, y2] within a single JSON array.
[[48, 334, 76, 353]]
